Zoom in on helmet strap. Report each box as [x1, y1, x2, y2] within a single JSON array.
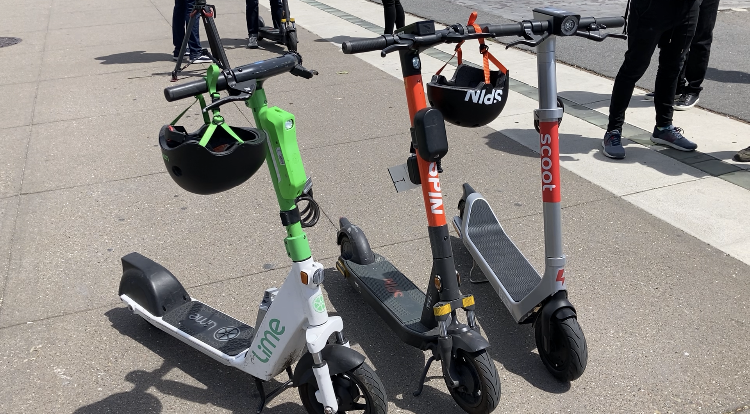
[[469, 17, 508, 85]]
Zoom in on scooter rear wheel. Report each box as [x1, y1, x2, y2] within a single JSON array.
[[446, 349, 501, 414], [298, 361, 387, 414], [534, 316, 588, 381]]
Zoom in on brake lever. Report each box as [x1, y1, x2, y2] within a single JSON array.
[[203, 93, 252, 112], [575, 23, 627, 42], [506, 21, 550, 49], [381, 41, 411, 57], [290, 64, 318, 79], [506, 32, 550, 49]]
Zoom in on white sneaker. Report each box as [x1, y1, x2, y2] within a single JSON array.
[[190, 55, 213, 64]]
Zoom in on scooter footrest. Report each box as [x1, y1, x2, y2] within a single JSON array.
[[466, 198, 540, 302], [345, 254, 429, 332], [162, 300, 254, 356]]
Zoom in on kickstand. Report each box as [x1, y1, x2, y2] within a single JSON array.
[[413, 355, 438, 396], [255, 367, 294, 413], [469, 260, 488, 284]]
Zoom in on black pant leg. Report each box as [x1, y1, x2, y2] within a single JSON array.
[[683, 0, 719, 94], [270, 0, 283, 29], [654, 1, 699, 127], [246, 0, 259, 35], [607, 11, 662, 132]]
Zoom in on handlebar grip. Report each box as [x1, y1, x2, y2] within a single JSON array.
[[342, 36, 389, 54], [483, 21, 550, 37], [579, 16, 625, 29], [164, 54, 300, 102]]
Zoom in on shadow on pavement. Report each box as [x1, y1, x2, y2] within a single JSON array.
[[74, 307, 306, 414], [559, 91, 654, 110], [705, 67, 750, 84], [449, 235, 572, 394], [323, 267, 479, 414]]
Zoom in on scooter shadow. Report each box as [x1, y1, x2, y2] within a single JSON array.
[[449, 236, 572, 394], [323, 267, 482, 413], [75, 307, 307, 414]]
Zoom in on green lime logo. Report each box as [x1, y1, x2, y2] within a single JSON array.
[[162, 154, 169, 162], [313, 295, 326, 313]]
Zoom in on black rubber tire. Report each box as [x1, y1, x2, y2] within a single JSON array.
[[446, 349, 501, 414], [286, 30, 298, 51], [257, 16, 266, 41], [534, 316, 588, 381], [298, 361, 388, 414], [534, 97, 565, 133]]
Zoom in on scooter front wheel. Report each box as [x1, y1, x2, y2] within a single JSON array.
[[534, 316, 588, 381], [446, 349, 501, 414], [286, 30, 298, 51], [298, 361, 387, 414]]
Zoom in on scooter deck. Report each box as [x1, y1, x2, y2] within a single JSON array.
[[345, 254, 430, 334], [161, 300, 255, 356], [466, 198, 540, 302]]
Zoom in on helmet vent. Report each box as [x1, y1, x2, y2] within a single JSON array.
[[172, 166, 182, 177]]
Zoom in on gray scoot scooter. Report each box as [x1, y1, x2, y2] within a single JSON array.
[[453, 8, 626, 381]]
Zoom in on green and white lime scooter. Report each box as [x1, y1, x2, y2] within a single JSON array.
[[118, 52, 387, 414]]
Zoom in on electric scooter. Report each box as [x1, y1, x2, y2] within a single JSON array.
[[118, 52, 387, 414], [335, 22, 506, 414], [257, 0, 298, 51], [452, 8, 626, 381]]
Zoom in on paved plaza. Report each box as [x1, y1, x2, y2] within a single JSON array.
[[0, 0, 749, 413]]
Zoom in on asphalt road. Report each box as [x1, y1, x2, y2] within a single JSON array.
[[373, 0, 750, 123]]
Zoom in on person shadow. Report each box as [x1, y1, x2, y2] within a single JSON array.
[[73, 307, 306, 413]]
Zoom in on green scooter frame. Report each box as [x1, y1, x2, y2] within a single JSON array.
[[118, 54, 387, 414]]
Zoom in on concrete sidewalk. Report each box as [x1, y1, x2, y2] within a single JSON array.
[[0, 0, 748, 413]]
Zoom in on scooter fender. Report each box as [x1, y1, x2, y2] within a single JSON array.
[[119, 252, 190, 317], [292, 344, 366, 386], [538, 290, 577, 353], [336, 218, 375, 265], [450, 327, 491, 354]]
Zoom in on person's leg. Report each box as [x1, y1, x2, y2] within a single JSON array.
[[172, 0, 187, 56], [394, 0, 405, 31], [246, 0, 259, 35], [382, 0, 397, 35], [185, 0, 202, 58], [683, 0, 719, 95], [653, 2, 698, 128], [270, 0, 283, 29], [607, 13, 661, 132]]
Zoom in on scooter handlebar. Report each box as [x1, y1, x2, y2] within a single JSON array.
[[579, 16, 625, 29], [164, 53, 301, 102], [342, 36, 392, 54]]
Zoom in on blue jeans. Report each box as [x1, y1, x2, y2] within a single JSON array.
[[173, 0, 202, 58]]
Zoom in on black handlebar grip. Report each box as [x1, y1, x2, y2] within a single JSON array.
[[342, 36, 389, 54], [579, 16, 625, 29], [164, 54, 300, 102], [483, 21, 550, 37]]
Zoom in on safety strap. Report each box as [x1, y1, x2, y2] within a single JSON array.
[[435, 11, 508, 82]]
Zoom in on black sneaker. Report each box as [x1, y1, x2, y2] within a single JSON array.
[[190, 54, 213, 64], [651, 126, 697, 151], [602, 130, 625, 159], [674, 93, 699, 111], [644, 92, 655, 100], [734, 146, 750, 162]]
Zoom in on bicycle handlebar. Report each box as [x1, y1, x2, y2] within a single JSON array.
[[164, 53, 302, 102]]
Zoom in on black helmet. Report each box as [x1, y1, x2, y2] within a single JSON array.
[[159, 124, 268, 195], [427, 64, 509, 128]]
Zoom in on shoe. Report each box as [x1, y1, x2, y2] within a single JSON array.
[[674, 93, 700, 111], [734, 146, 750, 162], [172, 51, 190, 61], [645, 92, 655, 100], [602, 130, 625, 159], [651, 125, 697, 151], [247, 35, 258, 49], [190, 54, 213, 64]]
